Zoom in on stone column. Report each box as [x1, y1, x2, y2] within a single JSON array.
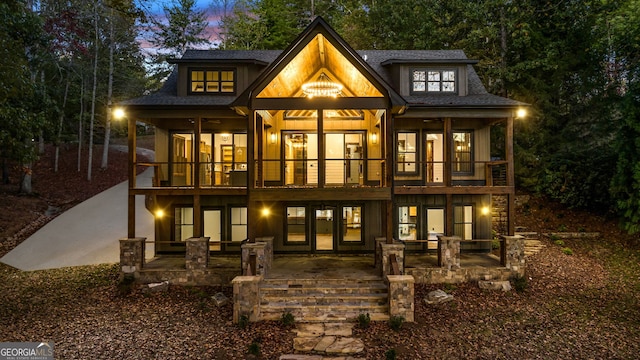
[[119, 237, 146, 275], [502, 235, 525, 277], [185, 237, 210, 271], [381, 243, 405, 275], [437, 235, 460, 270], [374, 237, 387, 275], [232, 275, 261, 323], [255, 236, 274, 275], [241, 240, 272, 277], [387, 275, 415, 322]]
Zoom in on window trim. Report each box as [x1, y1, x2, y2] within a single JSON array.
[[284, 205, 309, 245], [397, 204, 419, 241], [453, 204, 474, 240], [188, 68, 236, 95], [410, 68, 458, 94], [396, 131, 419, 175], [340, 204, 364, 245], [452, 130, 474, 176]]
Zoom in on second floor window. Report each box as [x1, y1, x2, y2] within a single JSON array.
[[453, 131, 473, 174], [397, 132, 417, 173], [190, 69, 235, 94], [412, 69, 456, 93]]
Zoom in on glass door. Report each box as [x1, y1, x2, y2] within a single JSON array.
[[204, 209, 222, 251], [314, 207, 335, 251]]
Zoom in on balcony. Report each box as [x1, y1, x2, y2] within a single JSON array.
[[394, 160, 511, 192]]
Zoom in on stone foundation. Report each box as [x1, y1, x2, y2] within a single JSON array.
[[437, 236, 461, 270], [241, 237, 273, 276], [232, 275, 262, 323], [502, 235, 525, 277], [186, 237, 209, 270], [380, 243, 405, 275], [387, 275, 414, 322], [406, 266, 515, 284], [119, 237, 146, 275]]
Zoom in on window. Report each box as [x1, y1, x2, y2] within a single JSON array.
[[454, 205, 473, 240], [190, 69, 235, 94], [398, 205, 418, 240], [286, 206, 306, 243], [397, 132, 417, 173], [412, 69, 456, 93], [174, 207, 193, 241], [453, 131, 473, 174], [342, 206, 362, 243], [230, 207, 247, 242]]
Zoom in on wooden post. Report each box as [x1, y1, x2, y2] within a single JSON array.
[[385, 111, 394, 243], [127, 116, 136, 238], [444, 117, 452, 187], [247, 111, 256, 243], [318, 109, 325, 188], [506, 116, 515, 236]]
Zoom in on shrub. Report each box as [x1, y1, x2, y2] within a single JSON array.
[[562, 247, 574, 255], [357, 313, 371, 329], [117, 275, 135, 297], [558, 224, 568, 232], [281, 312, 295, 326], [389, 316, 404, 331], [512, 275, 528, 293], [247, 341, 260, 356], [238, 314, 249, 329], [549, 234, 560, 241], [554, 239, 565, 246], [385, 348, 397, 360], [492, 239, 501, 250]]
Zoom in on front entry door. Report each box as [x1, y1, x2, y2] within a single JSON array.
[[314, 207, 335, 251]]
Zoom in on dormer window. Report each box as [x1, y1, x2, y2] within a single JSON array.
[[411, 69, 456, 94], [190, 69, 235, 94]]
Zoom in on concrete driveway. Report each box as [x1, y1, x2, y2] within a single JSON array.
[[0, 149, 155, 271]]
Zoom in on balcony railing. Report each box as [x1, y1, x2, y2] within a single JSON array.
[[394, 160, 509, 187], [133, 159, 508, 189], [257, 158, 386, 188]]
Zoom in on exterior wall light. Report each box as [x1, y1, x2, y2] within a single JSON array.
[[371, 132, 378, 144], [155, 209, 165, 218], [481, 206, 490, 216], [113, 107, 126, 120], [270, 132, 277, 144], [516, 108, 527, 118], [261, 208, 270, 217]]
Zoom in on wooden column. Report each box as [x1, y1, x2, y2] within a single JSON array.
[[256, 113, 263, 188], [317, 109, 325, 188], [385, 111, 394, 243], [445, 193, 454, 236], [443, 117, 452, 187], [193, 116, 202, 237], [247, 111, 256, 243], [506, 116, 515, 236], [127, 116, 137, 238]]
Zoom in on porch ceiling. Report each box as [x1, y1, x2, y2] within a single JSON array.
[[257, 34, 383, 99]]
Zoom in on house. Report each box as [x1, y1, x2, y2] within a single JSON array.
[[118, 17, 527, 322]]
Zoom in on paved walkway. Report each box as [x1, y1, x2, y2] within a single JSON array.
[[0, 147, 155, 271]]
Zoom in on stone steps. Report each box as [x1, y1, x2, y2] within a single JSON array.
[[260, 278, 389, 322], [281, 323, 366, 359], [516, 231, 546, 257]]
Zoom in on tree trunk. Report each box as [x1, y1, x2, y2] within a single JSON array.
[[101, 7, 115, 169], [88, 0, 99, 181], [55, 79, 70, 173], [78, 73, 84, 172]]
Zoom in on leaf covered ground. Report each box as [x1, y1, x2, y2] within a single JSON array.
[[1, 142, 639, 359]]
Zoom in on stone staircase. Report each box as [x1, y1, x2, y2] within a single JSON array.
[[259, 277, 389, 322], [516, 231, 546, 257]]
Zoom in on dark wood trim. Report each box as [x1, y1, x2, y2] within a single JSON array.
[[250, 188, 391, 201], [444, 117, 452, 186], [194, 194, 202, 237], [130, 188, 248, 196], [318, 110, 325, 188], [251, 97, 387, 110], [128, 117, 137, 238], [445, 194, 453, 236], [394, 186, 515, 195], [248, 111, 256, 242]]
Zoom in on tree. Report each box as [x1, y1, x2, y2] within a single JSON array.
[[0, 0, 50, 193], [146, 0, 210, 84]]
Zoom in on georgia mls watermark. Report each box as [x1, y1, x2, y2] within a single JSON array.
[[0, 343, 53, 360]]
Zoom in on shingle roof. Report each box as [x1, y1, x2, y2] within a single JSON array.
[[121, 49, 525, 108]]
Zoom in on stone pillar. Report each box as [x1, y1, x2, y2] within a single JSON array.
[[381, 243, 405, 275], [185, 237, 210, 271], [437, 235, 460, 270], [241, 240, 272, 277], [232, 275, 261, 323], [374, 237, 386, 275], [502, 235, 525, 277], [255, 236, 274, 275], [387, 275, 415, 322], [119, 237, 146, 275]]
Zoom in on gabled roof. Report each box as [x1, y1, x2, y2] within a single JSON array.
[[122, 18, 525, 110]]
